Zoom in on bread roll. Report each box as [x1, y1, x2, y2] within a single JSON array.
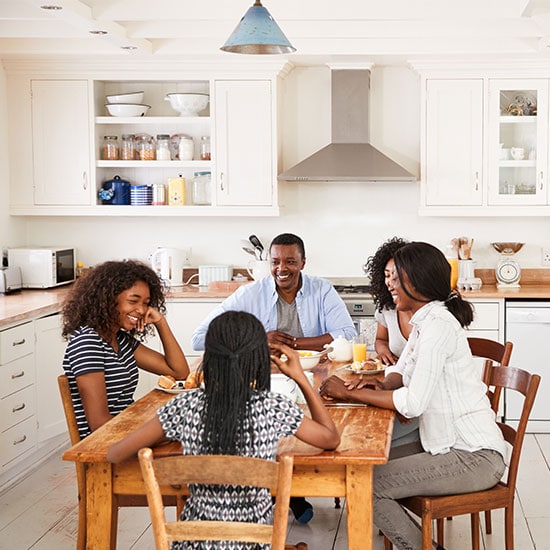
[[158, 374, 176, 389], [184, 371, 204, 389]]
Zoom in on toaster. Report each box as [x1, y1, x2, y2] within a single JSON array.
[[0, 266, 23, 294]]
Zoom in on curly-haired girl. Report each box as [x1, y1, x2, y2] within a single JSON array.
[[62, 259, 189, 438]]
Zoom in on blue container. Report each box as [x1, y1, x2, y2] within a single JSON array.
[[98, 175, 131, 205]]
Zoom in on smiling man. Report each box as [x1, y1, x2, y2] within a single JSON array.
[[191, 233, 355, 525]]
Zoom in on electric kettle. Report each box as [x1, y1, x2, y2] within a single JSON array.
[[150, 247, 186, 286]]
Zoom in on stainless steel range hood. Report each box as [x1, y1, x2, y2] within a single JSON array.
[[278, 69, 415, 182]]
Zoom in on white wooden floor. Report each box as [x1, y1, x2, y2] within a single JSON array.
[[1, 434, 549, 550]]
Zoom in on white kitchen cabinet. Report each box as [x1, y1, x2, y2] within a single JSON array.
[[487, 79, 548, 205], [31, 80, 91, 205], [214, 80, 276, 207], [424, 79, 483, 207], [34, 313, 66, 443], [467, 299, 503, 342]]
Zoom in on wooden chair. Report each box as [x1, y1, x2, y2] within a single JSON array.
[[57, 374, 185, 550], [138, 448, 308, 550], [384, 365, 540, 550]]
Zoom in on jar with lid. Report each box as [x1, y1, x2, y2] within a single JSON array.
[[156, 134, 171, 160], [101, 135, 119, 160], [192, 171, 211, 205], [120, 134, 136, 160], [178, 135, 194, 161], [135, 133, 156, 160], [200, 136, 211, 161]]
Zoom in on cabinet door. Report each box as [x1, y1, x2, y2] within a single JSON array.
[[31, 80, 91, 205], [34, 314, 67, 442], [425, 79, 483, 206], [487, 79, 548, 205], [214, 80, 274, 206]]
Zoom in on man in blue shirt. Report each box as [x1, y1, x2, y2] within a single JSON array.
[[192, 233, 356, 523]]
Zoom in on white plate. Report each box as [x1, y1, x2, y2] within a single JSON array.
[[155, 381, 188, 394], [342, 363, 388, 375]]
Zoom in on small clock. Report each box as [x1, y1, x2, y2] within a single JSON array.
[[495, 257, 521, 288]]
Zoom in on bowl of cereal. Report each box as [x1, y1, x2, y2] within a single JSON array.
[[298, 350, 322, 370]]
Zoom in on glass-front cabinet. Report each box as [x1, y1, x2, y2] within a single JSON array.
[[488, 79, 548, 205]]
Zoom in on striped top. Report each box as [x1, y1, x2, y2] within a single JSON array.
[[63, 326, 140, 439]]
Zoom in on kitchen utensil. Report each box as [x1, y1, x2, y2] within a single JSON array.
[[491, 242, 524, 254], [246, 259, 270, 281], [326, 336, 353, 362], [105, 91, 144, 104], [164, 93, 209, 116], [248, 234, 265, 260], [98, 175, 131, 205], [151, 247, 187, 286], [104, 103, 150, 117], [240, 239, 257, 257], [297, 350, 323, 370]]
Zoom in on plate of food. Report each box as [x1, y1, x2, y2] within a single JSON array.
[[343, 358, 387, 375], [156, 372, 204, 394]]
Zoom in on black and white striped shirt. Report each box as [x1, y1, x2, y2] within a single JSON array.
[[63, 326, 140, 439]]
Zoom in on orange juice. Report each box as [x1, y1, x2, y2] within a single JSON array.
[[352, 342, 367, 363]]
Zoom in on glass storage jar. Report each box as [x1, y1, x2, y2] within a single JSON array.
[[101, 135, 119, 160], [120, 134, 136, 160], [178, 135, 194, 161], [200, 136, 211, 160], [156, 134, 171, 160], [135, 133, 156, 160], [192, 171, 211, 205]]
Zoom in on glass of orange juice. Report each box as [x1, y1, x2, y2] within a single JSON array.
[[352, 334, 367, 364]]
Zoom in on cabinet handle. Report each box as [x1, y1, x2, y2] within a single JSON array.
[[540, 171, 544, 191], [12, 403, 26, 412], [220, 172, 224, 192], [82, 171, 88, 190], [13, 435, 27, 445], [474, 171, 479, 191], [11, 371, 25, 379], [12, 338, 26, 346]]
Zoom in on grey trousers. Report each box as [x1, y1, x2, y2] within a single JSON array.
[[373, 445, 506, 550]]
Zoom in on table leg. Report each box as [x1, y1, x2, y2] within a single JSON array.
[[346, 464, 373, 550], [86, 462, 116, 549]]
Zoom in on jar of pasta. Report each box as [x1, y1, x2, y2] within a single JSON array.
[[135, 133, 156, 160], [101, 135, 119, 160], [120, 134, 136, 160]]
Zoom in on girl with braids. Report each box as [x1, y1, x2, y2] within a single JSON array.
[[107, 311, 339, 548], [320, 242, 506, 550], [62, 259, 189, 439]]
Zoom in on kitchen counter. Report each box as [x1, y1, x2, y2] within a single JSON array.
[[461, 284, 550, 299]]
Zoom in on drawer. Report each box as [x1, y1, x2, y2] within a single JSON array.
[[0, 385, 35, 432], [469, 302, 500, 331], [0, 354, 35, 398], [0, 322, 34, 365], [0, 415, 37, 468]]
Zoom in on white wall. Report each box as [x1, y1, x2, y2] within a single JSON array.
[[2, 64, 549, 276]]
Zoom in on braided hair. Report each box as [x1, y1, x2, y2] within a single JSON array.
[[200, 311, 271, 454], [365, 237, 409, 313], [393, 242, 474, 328]]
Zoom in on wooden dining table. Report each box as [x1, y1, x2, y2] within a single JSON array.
[[62, 360, 394, 550]]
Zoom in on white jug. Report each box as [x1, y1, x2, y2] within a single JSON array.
[[151, 247, 186, 286], [326, 336, 353, 362], [247, 259, 271, 281]]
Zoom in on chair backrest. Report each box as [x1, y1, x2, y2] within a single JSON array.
[[57, 374, 82, 445], [483, 365, 540, 493], [468, 337, 513, 412], [138, 448, 294, 550]]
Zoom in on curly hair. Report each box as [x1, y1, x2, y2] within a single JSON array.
[[61, 259, 166, 341], [365, 237, 409, 312], [200, 311, 271, 455]]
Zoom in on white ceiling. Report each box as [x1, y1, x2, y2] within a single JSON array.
[[2, 0, 550, 65]]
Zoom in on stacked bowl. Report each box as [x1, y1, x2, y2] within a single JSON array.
[[105, 91, 150, 117], [130, 184, 153, 206]]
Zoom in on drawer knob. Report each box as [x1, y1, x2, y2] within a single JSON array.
[[13, 435, 27, 445], [11, 371, 25, 379], [12, 403, 26, 412], [12, 338, 26, 346]]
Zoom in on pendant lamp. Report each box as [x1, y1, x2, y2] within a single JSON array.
[[221, 0, 296, 55]]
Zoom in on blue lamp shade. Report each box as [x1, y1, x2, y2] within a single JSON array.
[[221, 0, 296, 55]]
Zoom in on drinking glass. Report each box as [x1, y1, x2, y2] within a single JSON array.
[[352, 334, 367, 364]]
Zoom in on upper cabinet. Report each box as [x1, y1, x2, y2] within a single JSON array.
[[416, 63, 550, 216], [6, 61, 287, 217]]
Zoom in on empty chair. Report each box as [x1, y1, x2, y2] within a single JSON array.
[[138, 449, 307, 550], [57, 375, 185, 550], [384, 365, 540, 550]]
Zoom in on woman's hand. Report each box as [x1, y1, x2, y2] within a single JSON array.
[[137, 306, 163, 332], [269, 342, 304, 381], [376, 345, 399, 366]]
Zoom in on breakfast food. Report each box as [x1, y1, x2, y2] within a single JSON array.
[[363, 358, 384, 371], [298, 351, 314, 357], [158, 374, 176, 389], [184, 371, 204, 389]]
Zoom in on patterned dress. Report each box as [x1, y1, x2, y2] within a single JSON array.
[[157, 389, 304, 550]]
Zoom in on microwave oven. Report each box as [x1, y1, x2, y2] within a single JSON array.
[[7, 247, 76, 289]]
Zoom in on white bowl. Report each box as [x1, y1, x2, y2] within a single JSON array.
[[105, 103, 150, 117], [105, 91, 144, 104], [270, 374, 298, 402], [164, 93, 209, 116], [298, 350, 322, 370]]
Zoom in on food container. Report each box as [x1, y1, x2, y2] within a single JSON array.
[[105, 91, 144, 104], [135, 133, 156, 160], [130, 184, 153, 206], [192, 171, 211, 205], [168, 177, 185, 205], [105, 103, 150, 117], [101, 135, 119, 160], [120, 134, 136, 160], [151, 183, 166, 205], [200, 136, 211, 160], [178, 135, 194, 160], [98, 175, 131, 205], [156, 134, 171, 160]]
